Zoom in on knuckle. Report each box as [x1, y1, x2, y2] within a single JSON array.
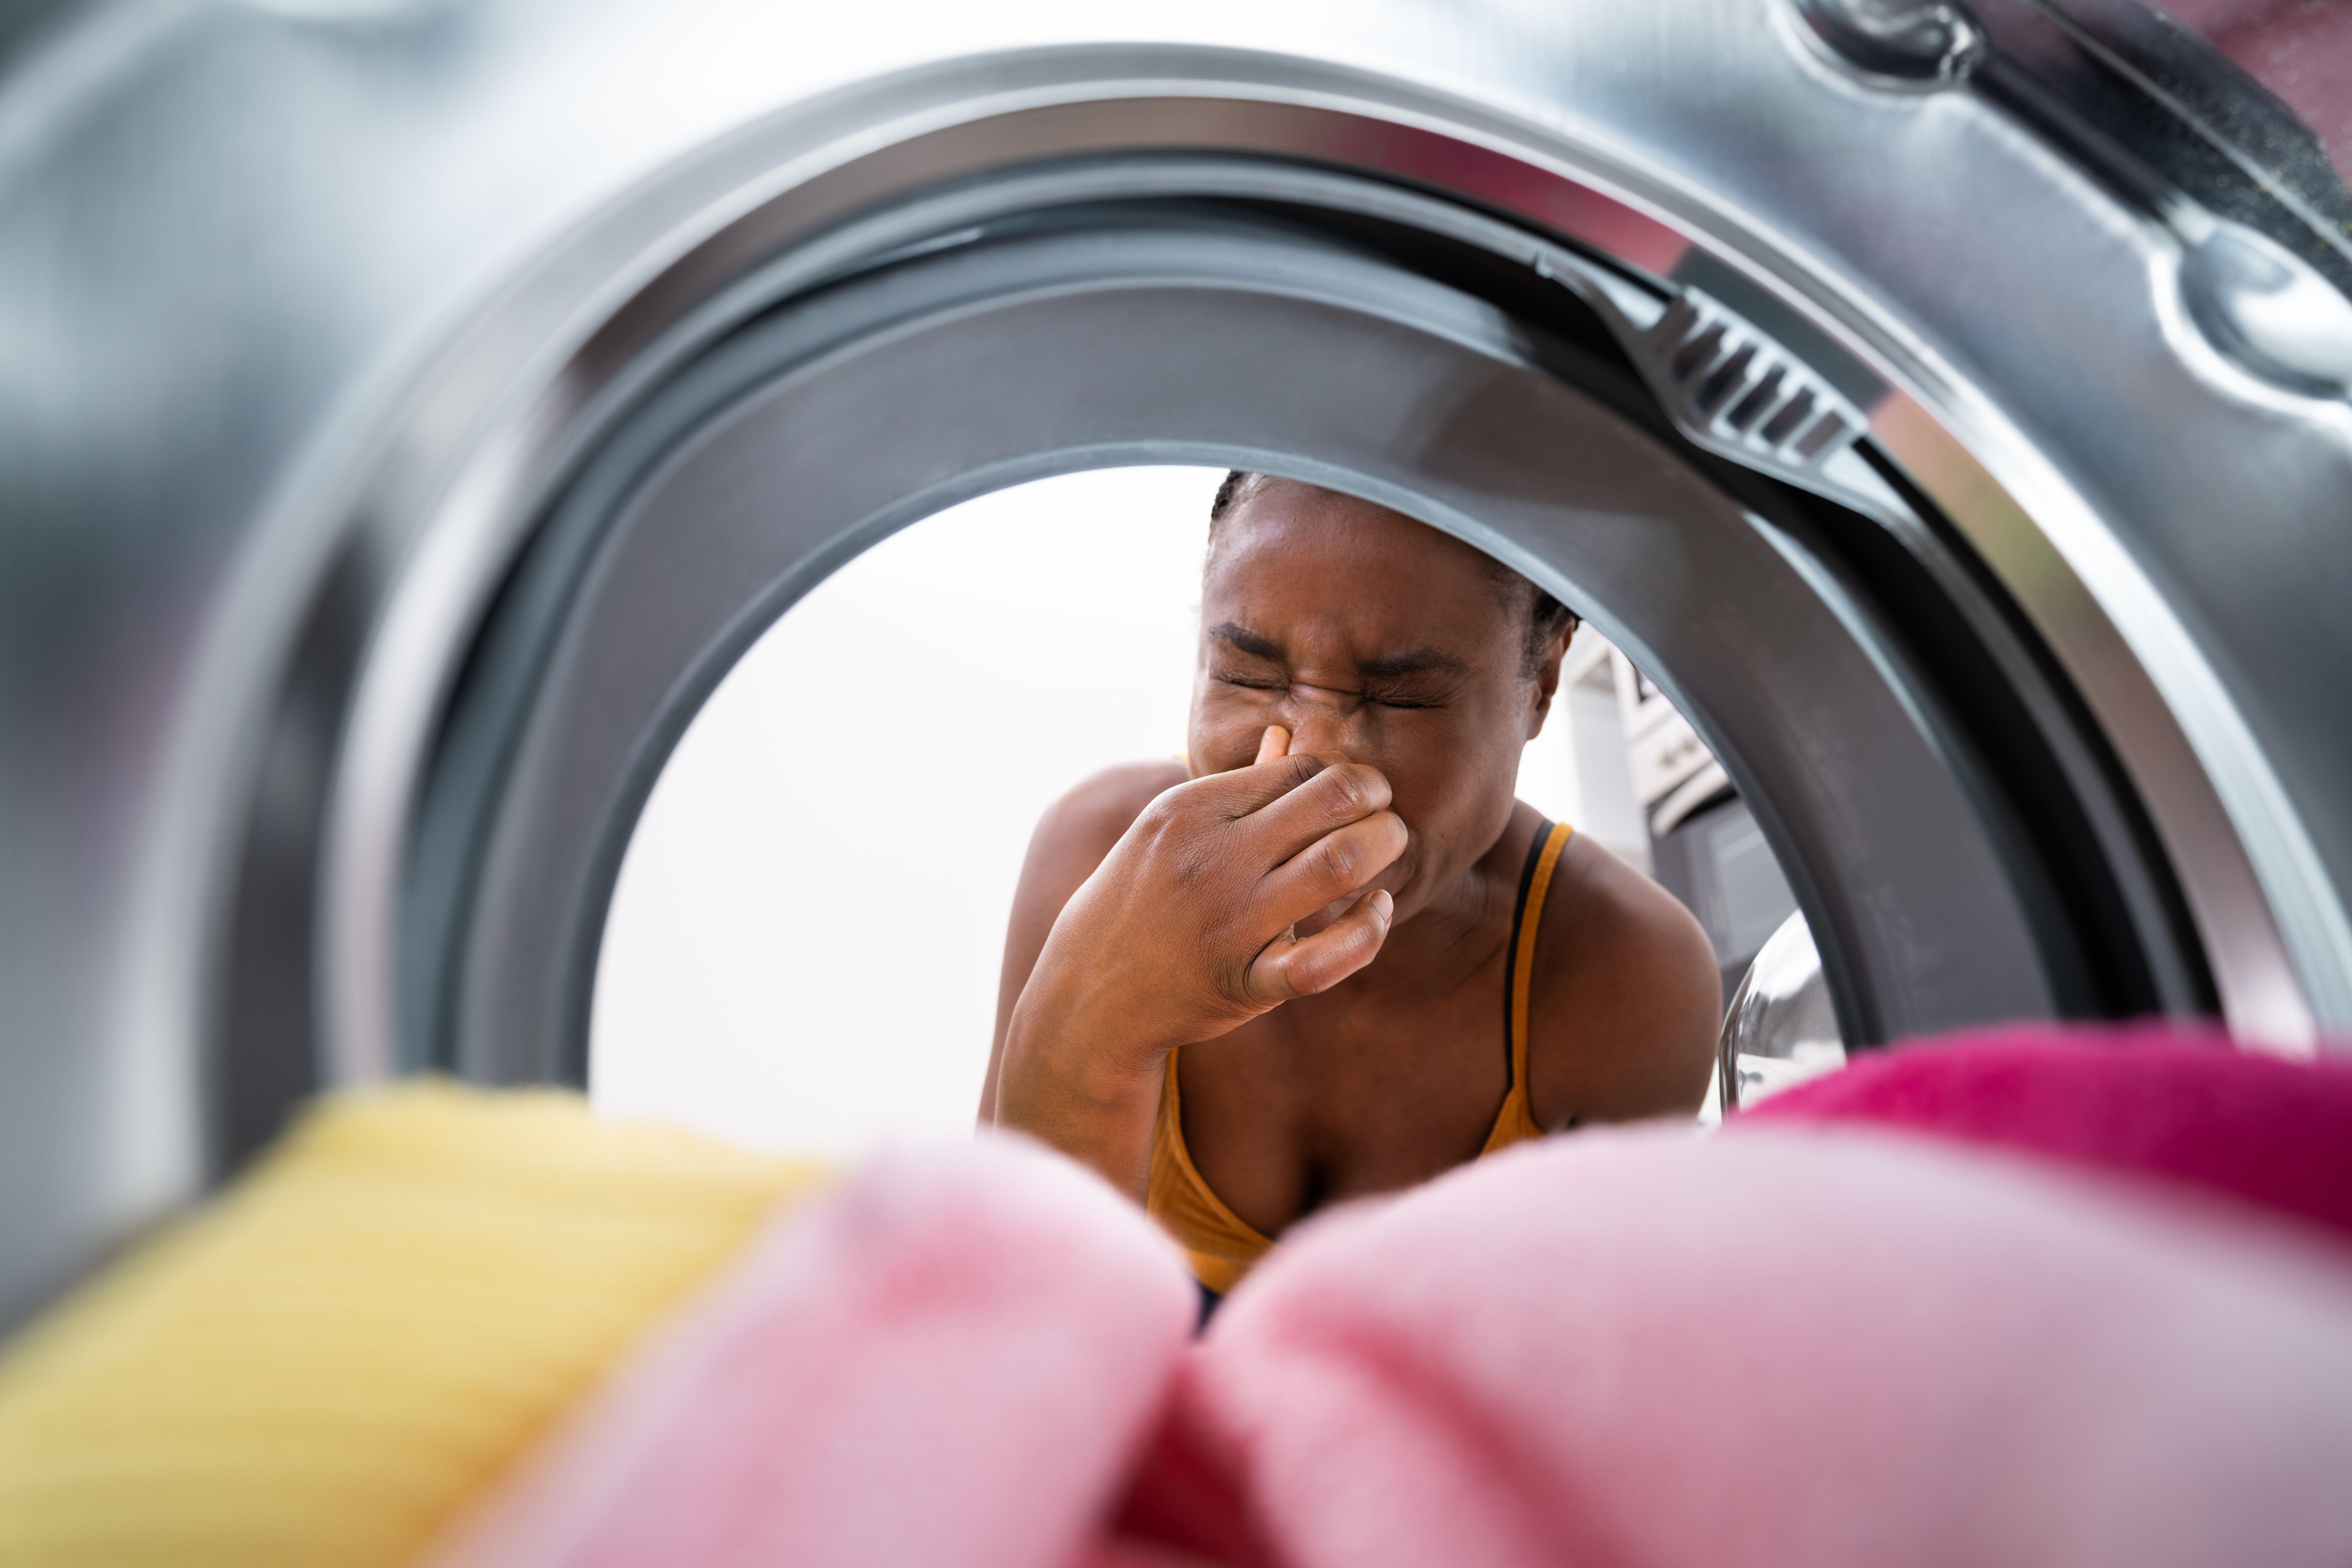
[[1315, 836, 1357, 888], [1318, 768, 1367, 819]]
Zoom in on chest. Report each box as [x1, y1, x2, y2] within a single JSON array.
[[1172, 949, 1522, 1236]]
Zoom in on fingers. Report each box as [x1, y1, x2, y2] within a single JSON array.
[[1238, 752, 1395, 862], [1245, 888, 1395, 1004], [1253, 810, 1409, 932], [1202, 744, 1337, 815], [1254, 725, 1291, 766], [1166, 742, 1397, 897]]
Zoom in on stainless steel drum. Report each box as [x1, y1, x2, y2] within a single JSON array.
[[3, 0, 2347, 1326]]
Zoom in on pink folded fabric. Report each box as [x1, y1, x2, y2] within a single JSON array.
[[432, 1132, 1197, 1568], [434, 1026, 2352, 1568], [1162, 1122, 2352, 1568], [1733, 1022, 2352, 1246]]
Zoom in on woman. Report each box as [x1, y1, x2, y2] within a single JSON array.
[[980, 474, 1721, 1300]]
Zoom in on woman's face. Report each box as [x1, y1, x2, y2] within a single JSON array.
[[1188, 482, 1561, 924]]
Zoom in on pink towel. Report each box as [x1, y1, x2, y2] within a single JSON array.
[[1732, 1021, 2352, 1247], [441, 1027, 2352, 1567], [1156, 1122, 2352, 1567], [433, 1134, 1197, 1568]]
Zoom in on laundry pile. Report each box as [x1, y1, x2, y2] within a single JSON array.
[[2, 1024, 2349, 1567]]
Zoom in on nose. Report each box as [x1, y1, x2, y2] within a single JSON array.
[[1282, 686, 1360, 757]]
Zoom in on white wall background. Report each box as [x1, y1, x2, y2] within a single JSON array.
[[590, 467, 1592, 1155]]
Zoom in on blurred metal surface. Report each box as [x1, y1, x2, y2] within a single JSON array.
[[1720, 912, 1849, 1116], [2, 0, 2348, 1327]]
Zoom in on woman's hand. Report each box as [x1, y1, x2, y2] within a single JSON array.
[[995, 726, 1406, 1196]]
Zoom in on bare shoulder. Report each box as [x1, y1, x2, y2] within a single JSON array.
[[1527, 829, 1724, 1128], [1006, 759, 1190, 960], [1027, 759, 1191, 870]]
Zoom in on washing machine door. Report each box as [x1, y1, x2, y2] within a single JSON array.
[[1, 0, 2346, 1328]]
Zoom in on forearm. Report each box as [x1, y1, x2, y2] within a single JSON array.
[[993, 986, 1170, 1202]]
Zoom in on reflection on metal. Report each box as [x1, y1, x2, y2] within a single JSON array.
[[2178, 216, 2352, 399], [1788, 0, 1989, 91], [1719, 911, 1849, 1116], [1966, 0, 2352, 299]]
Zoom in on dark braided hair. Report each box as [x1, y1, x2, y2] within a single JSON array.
[[1207, 470, 1579, 678]]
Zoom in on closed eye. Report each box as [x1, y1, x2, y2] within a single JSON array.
[[1364, 677, 1458, 710]]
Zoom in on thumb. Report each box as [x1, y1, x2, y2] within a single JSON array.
[[1254, 725, 1291, 766], [1243, 887, 1395, 1005]]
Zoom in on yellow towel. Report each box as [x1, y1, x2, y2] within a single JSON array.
[[0, 1081, 828, 1568]]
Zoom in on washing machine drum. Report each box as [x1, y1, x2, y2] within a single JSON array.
[[2, 0, 2348, 1324]]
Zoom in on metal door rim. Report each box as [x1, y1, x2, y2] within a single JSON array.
[[308, 55, 2335, 1089]]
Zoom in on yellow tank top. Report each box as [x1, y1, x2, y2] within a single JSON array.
[[1148, 819, 1573, 1296]]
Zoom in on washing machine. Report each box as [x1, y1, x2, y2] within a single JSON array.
[[2, 0, 2347, 1328]]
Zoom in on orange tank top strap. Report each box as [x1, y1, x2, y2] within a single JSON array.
[[1481, 818, 1573, 1155]]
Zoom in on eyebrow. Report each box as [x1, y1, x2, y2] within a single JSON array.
[[1207, 622, 1284, 660], [1208, 622, 1468, 679], [1359, 647, 1469, 680]]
